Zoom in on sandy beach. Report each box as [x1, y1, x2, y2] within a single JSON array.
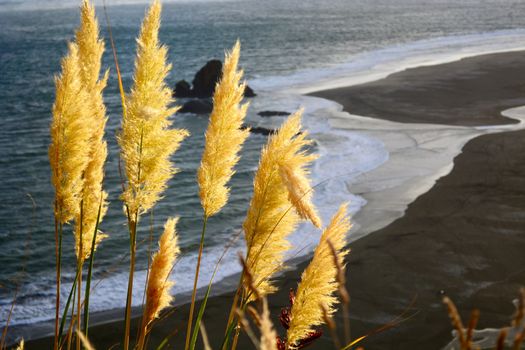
[[24, 50, 525, 350]]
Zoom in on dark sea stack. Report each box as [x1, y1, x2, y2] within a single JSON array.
[[192, 59, 222, 97], [244, 85, 256, 97], [179, 99, 213, 114], [257, 110, 290, 117], [241, 124, 276, 135], [176, 60, 256, 98], [173, 80, 192, 97]]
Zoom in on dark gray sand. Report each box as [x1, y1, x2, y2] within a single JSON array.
[[311, 51, 525, 126]]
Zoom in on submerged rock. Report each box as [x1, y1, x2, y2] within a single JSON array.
[[179, 99, 213, 114], [257, 110, 290, 117], [241, 125, 277, 136], [244, 85, 256, 98]]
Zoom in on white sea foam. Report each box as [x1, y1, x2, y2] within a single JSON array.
[[251, 29, 525, 94]]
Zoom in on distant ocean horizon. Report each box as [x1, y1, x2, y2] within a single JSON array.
[[1, 0, 525, 330]]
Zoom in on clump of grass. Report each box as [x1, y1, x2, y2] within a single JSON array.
[[8, 1, 522, 350], [48, 1, 110, 348], [443, 289, 525, 350]]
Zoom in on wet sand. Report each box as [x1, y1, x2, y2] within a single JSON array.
[[25, 51, 525, 349]]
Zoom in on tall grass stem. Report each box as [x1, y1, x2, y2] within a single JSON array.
[[58, 271, 78, 347], [123, 217, 138, 350], [83, 201, 103, 337], [184, 216, 208, 350], [54, 206, 63, 350]]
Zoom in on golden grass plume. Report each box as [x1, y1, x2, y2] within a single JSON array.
[[74, 0, 109, 260], [49, 43, 93, 223], [243, 110, 317, 300], [279, 160, 321, 228], [143, 217, 180, 324], [287, 203, 351, 347], [197, 40, 250, 218], [118, 0, 188, 219]]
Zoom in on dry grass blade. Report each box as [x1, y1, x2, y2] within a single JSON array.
[[76, 330, 95, 350], [258, 298, 278, 350], [327, 239, 351, 344], [321, 303, 341, 350], [239, 253, 261, 301], [247, 306, 262, 328], [340, 295, 419, 350], [14, 339, 24, 350], [199, 322, 212, 350], [513, 288, 525, 328], [495, 329, 508, 350], [466, 309, 480, 346], [513, 328, 525, 350], [236, 308, 260, 349], [442, 296, 467, 349]]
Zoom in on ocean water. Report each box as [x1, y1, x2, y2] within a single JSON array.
[[2, 0, 525, 329]]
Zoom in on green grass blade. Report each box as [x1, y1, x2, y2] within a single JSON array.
[[58, 270, 78, 346], [83, 200, 103, 337], [189, 224, 243, 350], [220, 321, 237, 350], [188, 278, 212, 349]]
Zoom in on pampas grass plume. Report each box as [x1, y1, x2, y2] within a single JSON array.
[[49, 43, 93, 223], [198, 40, 250, 218], [244, 110, 317, 300], [74, 0, 109, 260], [118, 0, 188, 219], [279, 160, 321, 228], [144, 217, 180, 324], [287, 203, 351, 347]]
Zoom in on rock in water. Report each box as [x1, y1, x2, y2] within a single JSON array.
[[244, 85, 256, 97], [257, 110, 290, 117], [174, 80, 192, 97], [177, 60, 257, 98], [179, 99, 213, 114], [241, 124, 277, 136], [192, 60, 222, 97]]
